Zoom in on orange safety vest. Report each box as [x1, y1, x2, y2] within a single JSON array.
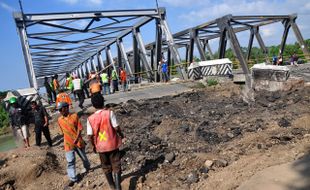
[[88, 110, 121, 152], [56, 92, 72, 108], [120, 70, 127, 82], [53, 79, 60, 90], [90, 82, 101, 94]]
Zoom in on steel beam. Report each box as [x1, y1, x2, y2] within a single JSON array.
[[106, 47, 117, 77], [90, 57, 96, 72], [133, 28, 153, 80], [218, 30, 227, 59], [253, 27, 269, 63], [155, 19, 162, 82], [217, 15, 251, 87], [193, 30, 207, 61], [133, 32, 140, 81], [246, 28, 255, 61], [16, 21, 38, 88], [203, 39, 214, 59], [279, 19, 291, 57], [16, 9, 163, 22], [160, 18, 187, 79], [117, 39, 133, 76], [98, 52, 105, 69], [188, 30, 195, 63], [290, 15, 310, 61]]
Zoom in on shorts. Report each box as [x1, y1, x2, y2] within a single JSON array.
[[16, 125, 30, 139]]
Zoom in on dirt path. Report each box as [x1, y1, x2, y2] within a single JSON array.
[[237, 154, 310, 190]]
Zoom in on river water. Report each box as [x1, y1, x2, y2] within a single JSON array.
[[0, 134, 17, 152]]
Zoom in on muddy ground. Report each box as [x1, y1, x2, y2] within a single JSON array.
[[0, 81, 309, 190]]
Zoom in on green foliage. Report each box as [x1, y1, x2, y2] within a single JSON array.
[[0, 91, 9, 130], [201, 39, 310, 69], [207, 79, 218, 86], [0, 103, 9, 129]]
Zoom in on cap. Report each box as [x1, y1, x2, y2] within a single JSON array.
[[57, 102, 69, 110]]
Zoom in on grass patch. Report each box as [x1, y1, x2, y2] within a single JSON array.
[[207, 79, 218, 86]]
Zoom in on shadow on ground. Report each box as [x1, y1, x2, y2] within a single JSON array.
[[287, 149, 310, 190]]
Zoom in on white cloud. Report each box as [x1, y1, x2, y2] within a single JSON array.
[[160, 0, 207, 7], [0, 1, 16, 12], [61, 0, 79, 5], [60, 0, 103, 6], [177, 0, 310, 46], [88, 0, 103, 6]]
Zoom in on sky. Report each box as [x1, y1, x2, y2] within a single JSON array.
[[0, 0, 309, 91]]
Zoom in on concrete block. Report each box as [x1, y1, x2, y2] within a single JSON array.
[[233, 74, 246, 83], [252, 64, 290, 82], [253, 77, 304, 92]]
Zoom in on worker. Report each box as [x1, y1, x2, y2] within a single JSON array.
[[65, 73, 75, 101], [30, 101, 53, 147], [89, 74, 102, 97], [55, 89, 72, 109], [119, 68, 127, 92], [87, 93, 124, 190], [53, 74, 60, 95], [57, 102, 91, 187], [111, 69, 119, 93], [8, 97, 30, 148], [72, 76, 85, 109], [44, 77, 54, 104], [101, 71, 110, 95], [50, 76, 57, 102], [161, 59, 169, 83]]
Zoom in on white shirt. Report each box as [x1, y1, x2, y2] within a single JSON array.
[[87, 110, 118, 135], [72, 79, 82, 91]]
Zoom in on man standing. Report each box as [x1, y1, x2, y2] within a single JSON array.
[[120, 68, 127, 92], [101, 71, 110, 95], [44, 77, 54, 104], [72, 76, 85, 109], [111, 69, 119, 93], [161, 59, 169, 83], [30, 101, 53, 147], [57, 102, 91, 187], [87, 93, 124, 190], [53, 74, 60, 95], [8, 97, 30, 148]]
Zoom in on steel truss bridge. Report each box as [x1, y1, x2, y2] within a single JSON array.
[[14, 8, 310, 89]]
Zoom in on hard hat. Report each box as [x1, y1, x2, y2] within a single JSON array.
[[9, 97, 18, 104], [57, 102, 69, 110]]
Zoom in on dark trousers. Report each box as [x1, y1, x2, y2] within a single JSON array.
[[112, 80, 119, 93], [99, 149, 121, 174], [83, 86, 90, 98], [51, 90, 56, 102], [75, 90, 85, 108], [46, 90, 53, 103], [35, 125, 52, 146]]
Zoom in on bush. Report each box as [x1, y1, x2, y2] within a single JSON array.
[[207, 79, 218, 86], [0, 103, 9, 129]]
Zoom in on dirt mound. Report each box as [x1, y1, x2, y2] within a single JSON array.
[[0, 82, 309, 190]]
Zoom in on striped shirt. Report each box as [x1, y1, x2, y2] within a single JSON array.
[[58, 113, 85, 151]]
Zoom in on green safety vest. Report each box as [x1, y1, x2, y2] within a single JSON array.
[[50, 81, 54, 90], [66, 77, 74, 90], [111, 70, 118, 80], [101, 73, 109, 83]]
